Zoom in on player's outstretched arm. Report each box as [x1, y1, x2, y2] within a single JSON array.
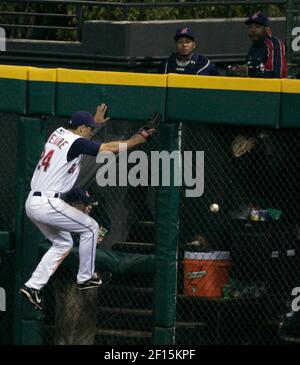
[[99, 111, 161, 154], [99, 130, 153, 153]]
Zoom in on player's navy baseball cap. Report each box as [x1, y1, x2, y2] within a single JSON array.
[[174, 26, 195, 41], [245, 12, 270, 27], [65, 188, 98, 205], [68, 111, 100, 128]]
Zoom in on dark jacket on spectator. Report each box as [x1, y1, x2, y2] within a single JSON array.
[[160, 53, 220, 76], [246, 35, 288, 78]]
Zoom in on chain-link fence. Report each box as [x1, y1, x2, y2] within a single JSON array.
[[0, 250, 15, 345], [40, 120, 300, 345], [0, 113, 19, 345], [1, 112, 299, 345], [0, 113, 18, 231], [177, 123, 300, 345], [39, 117, 159, 345]]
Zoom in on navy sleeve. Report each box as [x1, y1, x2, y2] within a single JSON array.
[[67, 138, 101, 162], [266, 38, 287, 78], [263, 37, 288, 78], [195, 56, 220, 76], [159, 59, 168, 74], [208, 62, 220, 76]]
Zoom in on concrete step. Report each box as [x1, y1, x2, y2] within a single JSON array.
[[98, 284, 153, 309], [127, 220, 155, 243], [175, 321, 209, 346], [106, 270, 154, 288], [112, 240, 154, 254], [95, 328, 151, 345], [97, 307, 152, 331]]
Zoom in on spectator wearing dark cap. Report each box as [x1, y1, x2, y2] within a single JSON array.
[[159, 26, 219, 76], [65, 187, 109, 243], [245, 11, 288, 78], [65, 187, 98, 215]]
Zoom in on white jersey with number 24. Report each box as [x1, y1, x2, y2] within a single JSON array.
[[31, 127, 82, 193]]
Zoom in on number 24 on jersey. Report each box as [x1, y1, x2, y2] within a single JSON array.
[[38, 149, 54, 172]]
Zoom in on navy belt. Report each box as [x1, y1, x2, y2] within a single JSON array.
[[33, 192, 60, 198]]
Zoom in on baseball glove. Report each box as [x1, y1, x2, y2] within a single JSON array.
[[231, 135, 257, 158], [137, 111, 161, 140], [97, 226, 109, 244]]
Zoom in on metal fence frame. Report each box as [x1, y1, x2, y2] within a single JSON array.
[[0, 0, 299, 70], [0, 0, 298, 47], [0, 64, 300, 345]]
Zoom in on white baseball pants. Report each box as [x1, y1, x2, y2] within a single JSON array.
[[24, 191, 99, 290]]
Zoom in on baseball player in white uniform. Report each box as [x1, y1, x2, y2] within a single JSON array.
[[20, 104, 159, 310]]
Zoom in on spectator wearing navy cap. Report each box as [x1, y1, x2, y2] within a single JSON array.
[[65, 187, 109, 243], [159, 26, 219, 76], [65, 187, 98, 214], [245, 11, 288, 78]]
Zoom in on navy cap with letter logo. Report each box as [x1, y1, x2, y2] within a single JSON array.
[[174, 26, 195, 41], [68, 111, 101, 128], [245, 11, 270, 27]]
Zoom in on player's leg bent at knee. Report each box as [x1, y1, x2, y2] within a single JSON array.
[[46, 200, 100, 283], [25, 227, 73, 290], [25, 242, 73, 290], [77, 219, 99, 284], [25, 198, 100, 286]]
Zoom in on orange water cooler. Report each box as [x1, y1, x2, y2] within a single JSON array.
[[183, 251, 231, 297]]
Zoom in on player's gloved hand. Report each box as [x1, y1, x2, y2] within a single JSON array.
[[137, 111, 161, 140]]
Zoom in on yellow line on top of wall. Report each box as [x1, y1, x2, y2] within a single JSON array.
[[0, 65, 28, 80], [56, 68, 168, 87], [1, 64, 300, 93], [168, 73, 282, 93], [281, 79, 300, 94]]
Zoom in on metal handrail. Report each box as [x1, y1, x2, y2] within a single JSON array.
[[0, 12, 76, 17], [0, 0, 293, 40], [0, 0, 290, 5], [0, 24, 76, 29], [0, 0, 298, 63]]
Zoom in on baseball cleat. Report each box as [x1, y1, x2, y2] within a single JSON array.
[[77, 280, 102, 290], [19, 286, 43, 311], [77, 273, 102, 290], [90, 272, 102, 282], [77, 272, 112, 290]]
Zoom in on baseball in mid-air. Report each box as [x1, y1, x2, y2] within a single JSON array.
[[210, 203, 219, 213]]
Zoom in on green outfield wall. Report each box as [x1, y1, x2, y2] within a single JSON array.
[[0, 65, 299, 345], [0, 65, 299, 128]]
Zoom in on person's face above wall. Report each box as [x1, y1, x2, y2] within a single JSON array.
[[175, 37, 196, 59], [248, 23, 268, 42]]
